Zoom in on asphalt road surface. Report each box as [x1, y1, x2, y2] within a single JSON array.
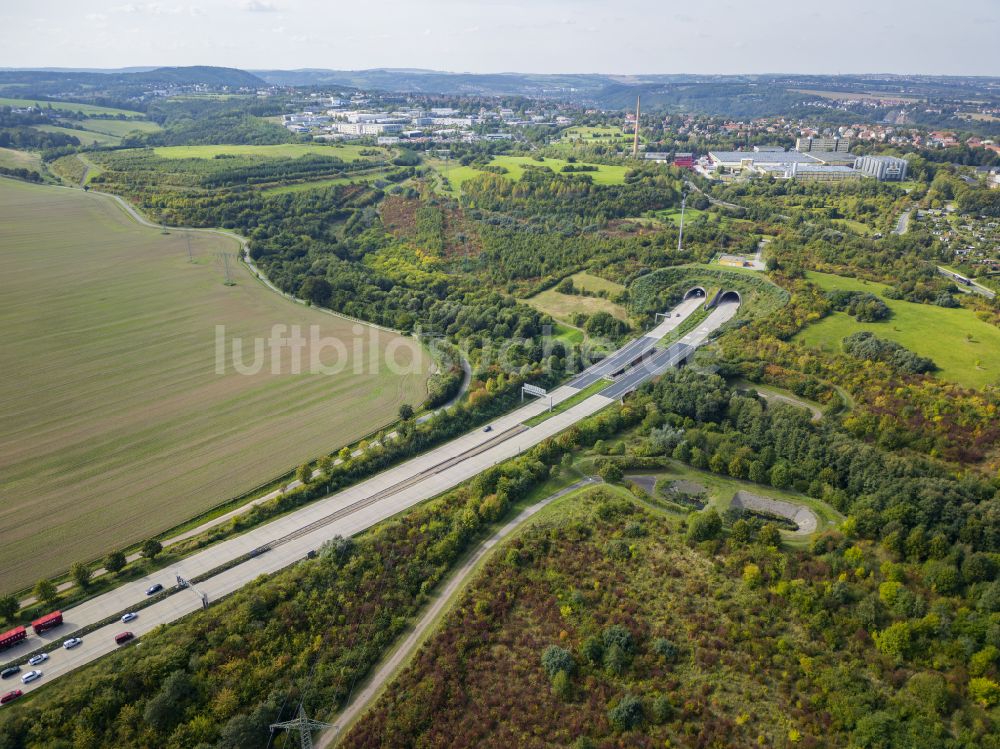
[[568, 295, 704, 389], [3, 294, 736, 695]]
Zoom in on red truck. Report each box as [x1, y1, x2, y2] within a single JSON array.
[[0, 627, 26, 652], [31, 611, 62, 635]]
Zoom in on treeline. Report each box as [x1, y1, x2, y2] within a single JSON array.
[[130, 98, 292, 147], [0, 127, 79, 150], [0, 166, 42, 183], [842, 331, 937, 375], [461, 167, 681, 226]]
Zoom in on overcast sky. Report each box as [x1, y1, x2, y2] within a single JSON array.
[[5, 0, 999, 75]]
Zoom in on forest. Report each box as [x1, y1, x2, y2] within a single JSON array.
[[340, 365, 1000, 748]]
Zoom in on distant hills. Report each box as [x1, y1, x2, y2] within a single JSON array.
[[0, 66, 265, 102], [2, 65, 999, 127]]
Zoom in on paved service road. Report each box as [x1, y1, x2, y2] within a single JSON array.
[[4, 295, 737, 695]]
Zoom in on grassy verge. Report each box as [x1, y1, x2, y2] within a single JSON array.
[[523, 380, 609, 427], [656, 305, 710, 347]]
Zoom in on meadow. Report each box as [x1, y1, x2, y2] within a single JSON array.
[[795, 271, 1000, 390], [525, 271, 629, 323], [77, 118, 162, 137], [0, 96, 144, 117], [35, 124, 122, 147], [0, 179, 430, 590], [151, 143, 385, 160], [260, 166, 402, 195], [434, 154, 629, 195], [0, 146, 40, 171]]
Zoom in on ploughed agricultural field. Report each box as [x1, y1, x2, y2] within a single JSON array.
[[0, 179, 430, 590]]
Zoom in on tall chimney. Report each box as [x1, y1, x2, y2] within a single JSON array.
[[633, 95, 641, 158]]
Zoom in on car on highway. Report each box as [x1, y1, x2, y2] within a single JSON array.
[[62, 637, 82, 649], [146, 583, 163, 596], [0, 689, 22, 705], [20, 670, 41, 684], [114, 631, 135, 646], [28, 653, 48, 666], [0, 666, 20, 679], [483, 425, 492, 433], [121, 612, 138, 623]]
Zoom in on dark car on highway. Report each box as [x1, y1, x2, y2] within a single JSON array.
[[146, 583, 163, 596], [0, 666, 20, 680]]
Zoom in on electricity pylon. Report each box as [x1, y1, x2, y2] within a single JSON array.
[[269, 705, 332, 749]]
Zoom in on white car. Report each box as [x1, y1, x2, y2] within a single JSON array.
[[62, 637, 82, 649], [21, 670, 41, 684], [121, 612, 138, 623], [27, 653, 48, 666]]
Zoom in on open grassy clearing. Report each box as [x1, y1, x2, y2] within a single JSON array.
[[151, 143, 386, 160], [492, 155, 629, 185], [77, 118, 161, 137], [831, 217, 876, 235], [259, 167, 400, 195], [432, 154, 629, 195], [35, 124, 122, 146], [526, 285, 630, 324], [0, 146, 40, 171], [795, 271, 1000, 390], [0, 96, 144, 117], [566, 270, 625, 295], [0, 179, 430, 590], [647, 206, 707, 226], [559, 125, 630, 141]]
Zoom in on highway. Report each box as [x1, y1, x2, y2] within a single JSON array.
[[2, 292, 737, 695], [567, 295, 705, 389], [937, 265, 996, 300]]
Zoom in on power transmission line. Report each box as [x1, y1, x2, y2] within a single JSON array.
[[269, 704, 332, 749], [216, 252, 236, 286]]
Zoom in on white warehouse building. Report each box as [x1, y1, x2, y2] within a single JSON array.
[[853, 155, 909, 181]]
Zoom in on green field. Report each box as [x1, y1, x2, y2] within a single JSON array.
[[795, 271, 1000, 389], [0, 96, 144, 117], [559, 125, 630, 142], [434, 155, 629, 195], [35, 124, 122, 147], [0, 179, 430, 590], [648, 206, 707, 226], [152, 143, 386, 161], [526, 272, 629, 323], [0, 146, 40, 172], [260, 167, 400, 195], [77, 118, 162, 137]]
